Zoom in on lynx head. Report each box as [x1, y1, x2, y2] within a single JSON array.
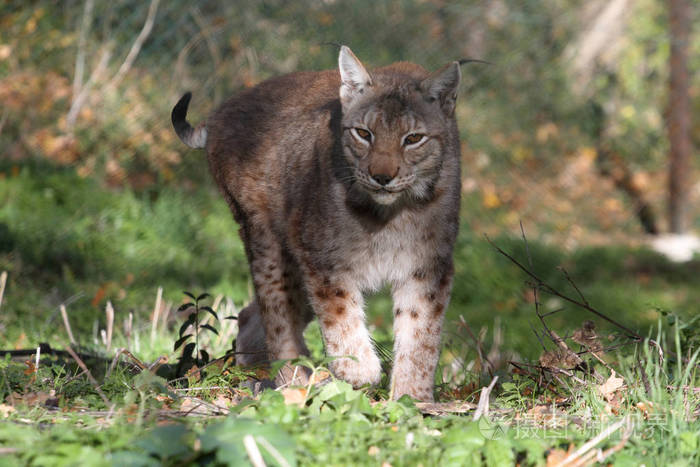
[[338, 46, 461, 206]]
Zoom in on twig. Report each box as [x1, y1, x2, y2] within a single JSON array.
[[556, 416, 631, 467], [105, 301, 114, 352], [558, 266, 590, 307], [539, 307, 565, 318], [520, 223, 563, 348], [550, 330, 604, 383], [172, 386, 226, 392], [60, 304, 77, 345], [0, 271, 7, 311], [125, 312, 133, 351], [72, 0, 95, 99], [66, 46, 112, 129], [591, 423, 634, 465], [107, 0, 160, 89], [148, 356, 168, 372], [160, 301, 172, 330], [519, 221, 534, 266], [485, 235, 642, 340], [63, 343, 112, 408], [34, 346, 41, 374], [635, 357, 652, 396], [107, 348, 147, 378], [151, 286, 163, 345], [243, 435, 266, 467], [457, 314, 494, 378], [530, 322, 549, 351], [473, 375, 499, 420]]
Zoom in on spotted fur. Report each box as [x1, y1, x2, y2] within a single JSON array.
[[172, 47, 461, 401]]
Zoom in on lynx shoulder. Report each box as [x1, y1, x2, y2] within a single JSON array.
[[172, 46, 462, 401]]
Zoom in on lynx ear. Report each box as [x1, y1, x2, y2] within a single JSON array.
[[421, 61, 461, 116], [339, 46, 372, 107]]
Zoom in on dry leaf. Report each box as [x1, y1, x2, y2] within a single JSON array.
[[310, 370, 331, 384], [598, 370, 624, 401], [280, 387, 307, 407], [599, 370, 625, 415], [636, 401, 653, 419], [0, 404, 15, 418], [546, 444, 575, 467]]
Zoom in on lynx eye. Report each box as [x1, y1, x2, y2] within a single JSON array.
[[403, 133, 425, 146], [353, 128, 373, 143]]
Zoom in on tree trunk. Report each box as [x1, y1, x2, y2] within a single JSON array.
[[667, 0, 691, 234]]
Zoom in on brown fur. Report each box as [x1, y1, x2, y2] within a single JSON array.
[[172, 47, 461, 401]]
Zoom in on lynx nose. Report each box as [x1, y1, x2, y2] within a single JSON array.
[[371, 174, 394, 186]]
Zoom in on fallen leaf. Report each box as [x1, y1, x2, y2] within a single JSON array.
[[0, 404, 15, 417], [546, 444, 575, 467], [280, 387, 307, 407], [598, 370, 624, 401], [310, 370, 331, 384]]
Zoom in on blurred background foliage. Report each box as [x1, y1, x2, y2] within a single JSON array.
[[0, 0, 698, 359]]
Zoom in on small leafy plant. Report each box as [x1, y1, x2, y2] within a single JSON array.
[[175, 291, 219, 370]]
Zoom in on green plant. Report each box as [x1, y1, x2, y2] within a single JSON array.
[[174, 292, 219, 371]]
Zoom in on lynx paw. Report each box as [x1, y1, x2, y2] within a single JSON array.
[[392, 382, 434, 402], [330, 353, 382, 388]]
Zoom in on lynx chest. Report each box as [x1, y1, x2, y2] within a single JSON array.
[[346, 211, 435, 291]]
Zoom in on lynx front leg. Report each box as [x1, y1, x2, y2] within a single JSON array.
[[307, 274, 381, 387], [391, 262, 454, 401]]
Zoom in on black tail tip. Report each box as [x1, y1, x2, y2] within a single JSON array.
[[172, 91, 193, 128]]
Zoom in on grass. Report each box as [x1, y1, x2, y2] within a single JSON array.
[[0, 321, 698, 465], [1, 161, 699, 465]]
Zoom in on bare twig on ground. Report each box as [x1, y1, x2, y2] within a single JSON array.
[[107, 348, 167, 378], [556, 416, 632, 467], [473, 376, 499, 421], [414, 401, 478, 416], [63, 343, 112, 408], [60, 304, 77, 345]]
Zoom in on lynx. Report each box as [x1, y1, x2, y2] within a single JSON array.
[[172, 46, 461, 401]]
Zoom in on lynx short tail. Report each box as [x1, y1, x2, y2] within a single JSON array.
[[171, 92, 208, 149]]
